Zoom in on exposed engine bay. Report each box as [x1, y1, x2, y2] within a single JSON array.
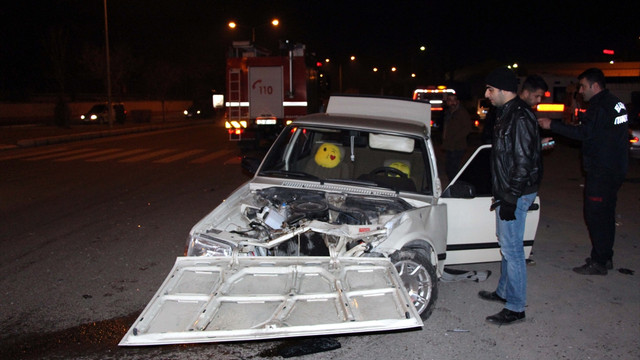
[[215, 187, 414, 257]]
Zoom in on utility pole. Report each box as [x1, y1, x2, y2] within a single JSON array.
[[104, 0, 114, 127]]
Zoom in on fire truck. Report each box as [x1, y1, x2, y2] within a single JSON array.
[[223, 41, 321, 144]]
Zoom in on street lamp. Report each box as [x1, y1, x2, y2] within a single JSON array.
[[228, 18, 280, 43]]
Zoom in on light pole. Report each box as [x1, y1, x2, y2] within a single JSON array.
[[337, 55, 357, 93], [228, 18, 279, 43], [103, 0, 113, 127], [372, 66, 399, 95]]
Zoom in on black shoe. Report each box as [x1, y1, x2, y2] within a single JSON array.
[[486, 308, 525, 325], [573, 261, 607, 275], [585, 257, 613, 270], [478, 290, 506, 304]]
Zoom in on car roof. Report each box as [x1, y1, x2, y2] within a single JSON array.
[[293, 96, 431, 138]]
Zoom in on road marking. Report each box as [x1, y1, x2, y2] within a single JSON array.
[[119, 149, 176, 162], [25, 148, 96, 161], [189, 149, 234, 164], [87, 148, 148, 162], [2, 146, 239, 165], [153, 149, 206, 163], [54, 148, 122, 162], [0, 147, 70, 161]]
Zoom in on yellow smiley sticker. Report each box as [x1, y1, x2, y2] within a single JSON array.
[[314, 143, 342, 168]]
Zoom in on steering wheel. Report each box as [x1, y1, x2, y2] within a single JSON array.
[[369, 166, 408, 178]]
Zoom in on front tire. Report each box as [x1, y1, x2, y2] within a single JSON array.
[[391, 249, 438, 320]]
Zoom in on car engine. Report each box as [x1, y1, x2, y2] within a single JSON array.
[[230, 187, 413, 257]]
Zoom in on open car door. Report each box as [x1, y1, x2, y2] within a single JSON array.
[[439, 145, 540, 265], [120, 256, 422, 346]]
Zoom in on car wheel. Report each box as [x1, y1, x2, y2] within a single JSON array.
[[391, 248, 438, 320]]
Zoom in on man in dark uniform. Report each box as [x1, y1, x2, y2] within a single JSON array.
[[539, 68, 629, 275]]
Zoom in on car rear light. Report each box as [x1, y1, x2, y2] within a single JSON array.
[[630, 136, 639, 144]]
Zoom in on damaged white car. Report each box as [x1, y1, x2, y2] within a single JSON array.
[[120, 96, 540, 346]]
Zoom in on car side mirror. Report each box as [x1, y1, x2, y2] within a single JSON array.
[[241, 157, 261, 175], [442, 181, 476, 198]]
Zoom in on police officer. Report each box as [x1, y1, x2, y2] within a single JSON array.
[[538, 68, 629, 275]]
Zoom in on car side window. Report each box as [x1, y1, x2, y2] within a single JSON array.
[[442, 146, 492, 198]]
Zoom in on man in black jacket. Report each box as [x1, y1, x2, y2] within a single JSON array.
[[539, 68, 628, 275], [478, 67, 542, 325]]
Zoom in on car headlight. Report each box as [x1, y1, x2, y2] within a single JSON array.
[[186, 233, 233, 257], [91, 114, 98, 120], [81, 115, 86, 120]]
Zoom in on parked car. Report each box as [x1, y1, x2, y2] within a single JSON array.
[[120, 95, 541, 346], [80, 103, 126, 124], [183, 100, 215, 119], [183, 105, 204, 118]]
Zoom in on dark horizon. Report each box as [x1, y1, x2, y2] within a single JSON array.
[[2, 0, 638, 99]]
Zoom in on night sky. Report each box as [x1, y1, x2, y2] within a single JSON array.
[[1, 0, 638, 97]]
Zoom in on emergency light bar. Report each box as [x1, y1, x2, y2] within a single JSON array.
[[412, 88, 455, 100]]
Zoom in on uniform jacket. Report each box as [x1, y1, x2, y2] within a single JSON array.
[[550, 89, 628, 175], [491, 97, 542, 204]]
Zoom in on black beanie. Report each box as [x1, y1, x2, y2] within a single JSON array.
[[486, 67, 518, 92]]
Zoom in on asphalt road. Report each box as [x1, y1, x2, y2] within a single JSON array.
[[0, 126, 638, 360]]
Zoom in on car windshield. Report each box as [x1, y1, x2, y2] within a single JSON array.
[[259, 125, 433, 194]]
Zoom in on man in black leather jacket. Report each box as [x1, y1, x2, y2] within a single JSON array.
[[478, 67, 542, 325], [539, 68, 628, 275]]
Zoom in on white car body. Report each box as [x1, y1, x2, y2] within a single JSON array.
[[120, 96, 540, 346]]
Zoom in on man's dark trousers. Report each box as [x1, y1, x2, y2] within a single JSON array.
[[584, 171, 625, 266]]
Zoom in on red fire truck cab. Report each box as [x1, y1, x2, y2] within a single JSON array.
[[224, 41, 320, 144]]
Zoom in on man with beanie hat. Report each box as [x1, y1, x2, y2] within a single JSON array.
[[478, 67, 542, 325]]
